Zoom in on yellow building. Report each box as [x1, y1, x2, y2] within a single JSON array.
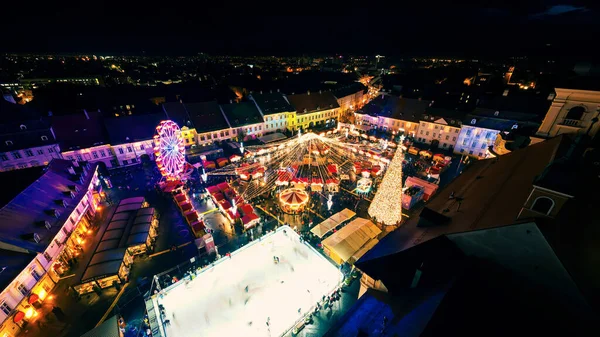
[[249, 92, 297, 132], [287, 91, 341, 131]]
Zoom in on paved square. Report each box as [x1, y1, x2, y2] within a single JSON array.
[[154, 226, 342, 337]]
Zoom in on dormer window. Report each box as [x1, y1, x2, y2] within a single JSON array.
[[20, 124, 27, 130], [5, 140, 13, 146], [470, 119, 477, 125], [512, 124, 518, 129], [41, 136, 48, 141], [494, 111, 500, 116]]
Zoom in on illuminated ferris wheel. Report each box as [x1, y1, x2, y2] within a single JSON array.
[[154, 120, 185, 181]]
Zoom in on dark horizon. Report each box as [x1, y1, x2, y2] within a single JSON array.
[[2, 4, 599, 60]]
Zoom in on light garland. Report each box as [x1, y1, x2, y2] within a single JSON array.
[[208, 132, 395, 200], [368, 146, 404, 226]]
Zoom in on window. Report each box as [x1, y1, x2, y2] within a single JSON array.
[[434, 125, 438, 129], [122, 160, 128, 165], [0, 302, 11, 315], [445, 135, 449, 140], [472, 141, 478, 148], [453, 137, 456, 141], [466, 129, 472, 136], [531, 196, 554, 215], [454, 129, 459, 133], [479, 152, 483, 157], [76, 155, 83, 161], [30, 267, 41, 281], [494, 111, 500, 116], [462, 140, 468, 146], [127, 146, 133, 153], [131, 158, 137, 163], [118, 148, 124, 154], [37, 149, 44, 155], [512, 124, 518, 130], [140, 144, 145, 150], [92, 151, 99, 159], [20, 124, 27, 130], [48, 147, 54, 153], [469, 150, 474, 155], [420, 130, 424, 135], [100, 150, 106, 157], [25, 150, 34, 157], [481, 143, 487, 149], [486, 131, 493, 139], [470, 119, 477, 125], [432, 133, 436, 138], [17, 284, 28, 296], [443, 143, 447, 148], [0, 154, 7, 161], [12, 151, 21, 159], [426, 131, 429, 136], [566, 106, 585, 120]]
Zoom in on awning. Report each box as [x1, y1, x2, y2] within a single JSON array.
[[322, 217, 381, 263], [29, 294, 39, 304], [13, 311, 25, 323], [310, 208, 357, 238]]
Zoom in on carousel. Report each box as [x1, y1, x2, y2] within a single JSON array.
[[278, 188, 310, 213]]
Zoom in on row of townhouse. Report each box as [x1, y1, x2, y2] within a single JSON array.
[[0, 159, 101, 337], [0, 85, 366, 171], [353, 89, 600, 159]]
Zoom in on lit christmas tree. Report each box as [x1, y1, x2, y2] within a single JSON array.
[[368, 145, 403, 226]]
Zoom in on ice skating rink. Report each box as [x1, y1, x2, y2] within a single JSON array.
[[155, 226, 343, 337]]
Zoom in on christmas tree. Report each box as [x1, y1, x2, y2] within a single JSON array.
[[368, 146, 403, 226]]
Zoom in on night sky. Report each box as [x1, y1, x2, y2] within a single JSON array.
[[3, 1, 598, 58]]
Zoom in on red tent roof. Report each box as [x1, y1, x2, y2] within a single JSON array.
[[191, 221, 205, 232], [180, 202, 193, 212], [242, 213, 259, 224], [175, 194, 187, 202], [220, 200, 232, 210], [327, 164, 338, 174], [206, 186, 220, 194], [217, 182, 230, 191], [213, 193, 225, 201], [240, 204, 254, 215], [186, 212, 199, 222]]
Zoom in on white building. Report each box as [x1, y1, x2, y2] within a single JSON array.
[[249, 92, 297, 133], [52, 110, 118, 168], [104, 113, 166, 167], [0, 159, 101, 337], [416, 109, 463, 150], [221, 101, 266, 141], [454, 108, 542, 159], [287, 91, 340, 131], [354, 95, 429, 136], [0, 100, 62, 171]]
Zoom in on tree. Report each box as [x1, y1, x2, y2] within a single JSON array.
[[368, 147, 403, 226]]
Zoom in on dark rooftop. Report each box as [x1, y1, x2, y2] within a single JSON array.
[[184, 101, 230, 133], [250, 92, 294, 116], [51, 110, 109, 150], [0, 159, 98, 253], [0, 119, 56, 152], [0, 165, 46, 208], [357, 94, 431, 122], [221, 101, 263, 127], [0, 249, 37, 291], [104, 112, 166, 145], [286, 91, 340, 114], [358, 136, 568, 263], [332, 82, 367, 99], [162, 102, 194, 129]]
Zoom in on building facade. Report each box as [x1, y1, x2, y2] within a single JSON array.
[[416, 109, 463, 150], [249, 92, 297, 133], [536, 88, 600, 139], [287, 91, 340, 131], [0, 160, 101, 337], [221, 101, 266, 141], [354, 95, 429, 137]]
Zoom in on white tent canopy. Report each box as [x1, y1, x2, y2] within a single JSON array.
[[310, 208, 356, 238]]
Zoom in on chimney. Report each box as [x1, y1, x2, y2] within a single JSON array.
[[260, 90, 263, 94], [83, 109, 90, 120], [277, 89, 280, 93], [307, 90, 310, 96]]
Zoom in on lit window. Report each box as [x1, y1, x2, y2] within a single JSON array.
[[127, 146, 133, 153]]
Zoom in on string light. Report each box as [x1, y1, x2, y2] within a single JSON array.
[[368, 145, 404, 226], [208, 132, 393, 201]]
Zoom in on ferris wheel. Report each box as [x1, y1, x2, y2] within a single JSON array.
[[154, 120, 186, 181]]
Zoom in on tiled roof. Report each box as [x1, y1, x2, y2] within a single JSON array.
[[463, 108, 542, 132], [162, 102, 194, 129], [250, 92, 294, 115], [185, 101, 230, 133], [358, 95, 431, 122], [332, 83, 367, 99], [357, 136, 567, 264], [221, 101, 263, 127], [104, 112, 167, 145], [0, 159, 98, 253], [0, 126, 56, 151], [51, 110, 109, 150], [286, 91, 340, 114]]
